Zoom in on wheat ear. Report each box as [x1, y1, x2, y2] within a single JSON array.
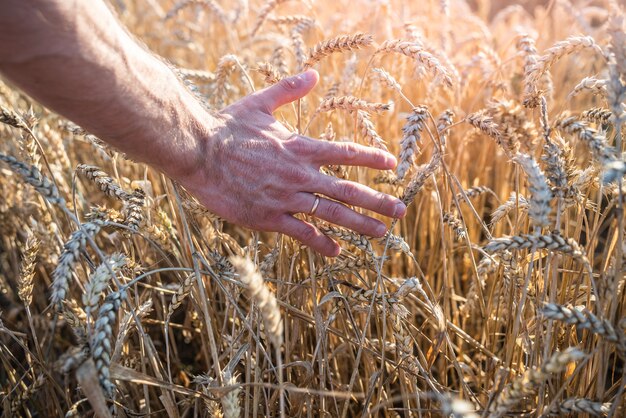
[[18, 235, 39, 306], [91, 290, 125, 397], [0, 153, 64, 205], [51, 221, 106, 308], [377, 40, 453, 87], [83, 254, 127, 319], [489, 348, 586, 417], [304, 33, 373, 68], [231, 256, 283, 348], [318, 96, 392, 114], [397, 105, 428, 181]]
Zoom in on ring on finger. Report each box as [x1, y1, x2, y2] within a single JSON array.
[[309, 195, 321, 216]]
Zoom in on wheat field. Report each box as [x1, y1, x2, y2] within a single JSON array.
[[0, 0, 625, 417]]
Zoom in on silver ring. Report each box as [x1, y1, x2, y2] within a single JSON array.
[[309, 195, 321, 216]]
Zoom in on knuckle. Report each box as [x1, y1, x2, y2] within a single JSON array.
[[362, 217, 379, 232], [299, 225, 318, 243], [339, 143, 358, 161], [340, 182, 360, 200], [278, 77, 299, 92], [326, 202, 344, 220], [286, 136, 313, 156], [375, 192, 389, 211], [288, 166, 312, 185]]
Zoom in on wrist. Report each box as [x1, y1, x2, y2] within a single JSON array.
[[156, 80, 221, 182]]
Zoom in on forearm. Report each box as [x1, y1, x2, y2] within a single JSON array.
[[0, 0, 210, 179]]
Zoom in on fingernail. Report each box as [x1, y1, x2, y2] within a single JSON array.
[[301, 69, 317, 82], [393, 202, 407, 218], [376, 223, 387, 237]]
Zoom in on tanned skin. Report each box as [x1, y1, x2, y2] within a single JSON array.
[[0, 0, 406, 256]]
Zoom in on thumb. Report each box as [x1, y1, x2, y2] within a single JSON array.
[[253, 69, 319, 113]]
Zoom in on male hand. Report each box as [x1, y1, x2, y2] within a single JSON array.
[[173, 70, 407, 257]]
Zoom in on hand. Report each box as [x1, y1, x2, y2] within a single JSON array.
[[179, 70, 406, 257]]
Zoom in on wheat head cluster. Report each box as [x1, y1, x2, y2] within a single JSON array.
[[0, 0, 625, 416]]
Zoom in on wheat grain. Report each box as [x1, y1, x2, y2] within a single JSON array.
[[581, 108, 613, 125], [525, 36, 605, 104], [221, 369, 241, 418], [401, 150, 442, 206], [356, 110, 387, 150], [165, 0, 228, 23], [166, 273, 196, 321], [256, 62, 283, 85], [379, 233, 411, 255], [484, 232, 589, 268], [443, 211, 466, 240], [122, 188, 144, 232], [371, 67, 401, 92], [319, 224, 373, 254], [569, 76, 608, 98], [0, 105, 29, 130], [491, 192, 529, 225], [556, 116, 614, 163]]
